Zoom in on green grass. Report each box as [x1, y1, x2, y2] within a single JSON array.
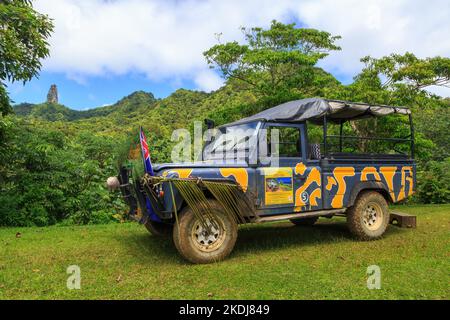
[[0, 204, 449, 300]]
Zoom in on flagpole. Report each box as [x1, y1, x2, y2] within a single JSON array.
[[140, 126, 154, 176], [139, 126, 160, 222]]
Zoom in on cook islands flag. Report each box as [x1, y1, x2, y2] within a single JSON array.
[[139, 127, 160, 222], [139, 126, 154, 175]]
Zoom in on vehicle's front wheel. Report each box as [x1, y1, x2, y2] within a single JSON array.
[[346, 191, 389, 240], [173, 201, 238, 264]]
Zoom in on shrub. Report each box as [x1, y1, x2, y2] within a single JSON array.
[[415, 158, 450, 204]]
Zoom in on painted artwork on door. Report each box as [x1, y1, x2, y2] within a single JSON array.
[[263, 168, 294, 205]]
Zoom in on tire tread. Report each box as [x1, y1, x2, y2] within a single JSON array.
[[346, 191, 389, 241]]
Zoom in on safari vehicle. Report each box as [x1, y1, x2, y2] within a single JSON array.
[[112, 98, 417, 264]]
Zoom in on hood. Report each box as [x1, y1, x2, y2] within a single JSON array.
[[153, 160, 248, 172]]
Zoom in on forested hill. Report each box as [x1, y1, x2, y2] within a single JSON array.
[[13, 91, 157, 122], [12, 83, 261, 142]]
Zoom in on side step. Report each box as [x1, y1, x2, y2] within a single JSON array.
[[256, 209, 346, 223], [389, 211, 417, 228]]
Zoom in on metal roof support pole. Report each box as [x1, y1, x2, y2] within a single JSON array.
[[339, 120, 344, 153], [323, 115, 328, 157], [409, 113, 415, 159]]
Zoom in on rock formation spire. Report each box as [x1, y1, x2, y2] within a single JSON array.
[[46, 84, 58, 104]]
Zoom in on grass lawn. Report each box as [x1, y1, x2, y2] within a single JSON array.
[[0, 204, 448, 300]]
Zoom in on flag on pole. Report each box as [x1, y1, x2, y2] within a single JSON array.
[[139, 127, 160, 222], [139, 126, 154, 175]]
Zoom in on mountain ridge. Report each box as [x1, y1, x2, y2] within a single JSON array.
[[13, 90, 158, 121]]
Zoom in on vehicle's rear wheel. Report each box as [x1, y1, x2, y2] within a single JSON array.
[[347, 191, 389, 240], [144, 219, 173, 237], [290, 216, 318, 226], [173, 201, 238, 264]]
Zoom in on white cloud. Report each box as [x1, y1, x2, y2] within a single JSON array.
[[194, 70, 224, 92], [34, 0, 294, 92], [34, 0, 450, 96], [293, 0, 450, 75]]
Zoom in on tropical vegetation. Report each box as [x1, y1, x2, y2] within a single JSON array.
[[0, 3, 448, 226]]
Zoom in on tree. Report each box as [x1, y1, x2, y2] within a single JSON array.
[[323, 52, 450, 160], [0, 0, 53, 115], [361, 53, 450, 90], [350, 53, 450, 106], [204, 20, 341, 103]]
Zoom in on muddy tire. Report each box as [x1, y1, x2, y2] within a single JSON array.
[[290, 216, 318, 226], [144, 219, 173, 237], [347, 191, 389, 240], [173, 201, 238, 264]]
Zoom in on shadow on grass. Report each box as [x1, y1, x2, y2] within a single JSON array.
[[233, 220, 349, 256], [115, 219, 405, 264], [108, 226, 183, 265]]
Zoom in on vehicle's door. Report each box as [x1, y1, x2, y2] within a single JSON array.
[[256, 122, 323, 215]]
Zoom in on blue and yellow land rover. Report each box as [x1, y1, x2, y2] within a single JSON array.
[[113, 98, 416, 264]]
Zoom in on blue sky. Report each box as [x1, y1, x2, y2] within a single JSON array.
[[9, 71, 199, 109], [8, 0, 450, 110]]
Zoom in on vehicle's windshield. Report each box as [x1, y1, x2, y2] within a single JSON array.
[[203, 121, 259, 160]]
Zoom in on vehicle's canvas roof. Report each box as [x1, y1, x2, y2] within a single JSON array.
[[229, 98, 411, 125]]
